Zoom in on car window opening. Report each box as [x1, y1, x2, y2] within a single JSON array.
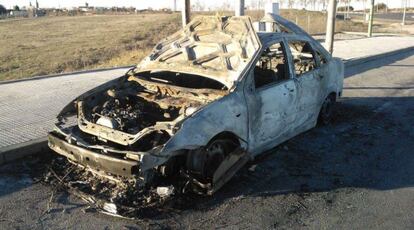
[[288, 41, 317, 76], [254, 42, 290, 88]]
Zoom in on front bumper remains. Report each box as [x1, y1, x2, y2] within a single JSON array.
[[48, 133, 139, 177]]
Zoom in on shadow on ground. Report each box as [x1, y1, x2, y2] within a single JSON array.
[[173, 96, 414, 217]]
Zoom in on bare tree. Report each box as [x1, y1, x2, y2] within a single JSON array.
[[279, 0, 286, 8], [219, 1, 232, 11], [319, 0, 328, 10], [309, 0, 318, 10], [193, 0, 205, 11], [258, 0, 266, 10], [300, 0, 309, 9], [287, 0, 295, 8]]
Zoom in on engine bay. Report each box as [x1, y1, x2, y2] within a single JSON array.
[[72, 73, 227, 149], [90, 93, 179, 134]]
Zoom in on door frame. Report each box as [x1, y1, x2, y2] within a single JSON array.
[[243, 38, 300, 154]]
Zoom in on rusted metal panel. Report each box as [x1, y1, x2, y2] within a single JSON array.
[[48, 133, 139, 177], [137, 16, 261, 89]]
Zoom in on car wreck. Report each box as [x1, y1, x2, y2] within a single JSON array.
[[48, 14, 343, 209]]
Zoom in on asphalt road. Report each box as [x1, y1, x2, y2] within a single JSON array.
[[347, 12, 414, 22], [375, 12, 414, 22], [0, 51, 413, 229]]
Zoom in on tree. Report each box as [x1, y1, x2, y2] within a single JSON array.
[[13, 5, 20, 11], [193, 0, 206, 11], [307, 0, 318, 10], [300, 0, 309, 9], [374, 3, 387, 12], [287, 0, 295, 8], [0, 4, 6, 14], [219, 1, 231, 11], [278, 0, 286, 8], [319, 0, 328, 10]]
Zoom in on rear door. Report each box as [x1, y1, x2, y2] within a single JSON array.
[[244, 40, 299, 155], [286, 40, 323, 129]]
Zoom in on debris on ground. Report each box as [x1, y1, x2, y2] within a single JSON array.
[[43, 158, 179, 219], [156, 186, 174, 198], [248, 164, 257, 172]]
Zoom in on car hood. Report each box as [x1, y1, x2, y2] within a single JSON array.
[[135, 16, 261, 89]]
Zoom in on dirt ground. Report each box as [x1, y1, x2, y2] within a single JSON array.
[[0, 51, 413, 229]]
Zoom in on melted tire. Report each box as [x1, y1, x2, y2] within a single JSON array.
[[318, 95, 335, 125]]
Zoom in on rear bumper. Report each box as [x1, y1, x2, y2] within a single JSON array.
[[48, 133, 139, 177]]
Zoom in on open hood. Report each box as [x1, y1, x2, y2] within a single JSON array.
[[135, 16, 261, 89]]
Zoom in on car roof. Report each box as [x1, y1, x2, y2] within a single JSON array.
[[255, 13, 331, 57]]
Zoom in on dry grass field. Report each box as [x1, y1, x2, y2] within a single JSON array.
[[0, 13, 180, 80], [0, 10, 389, 81]]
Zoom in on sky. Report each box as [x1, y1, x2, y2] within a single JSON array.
[[0, 0, 409, 10]]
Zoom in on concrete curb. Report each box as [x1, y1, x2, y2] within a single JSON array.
[[0, 137, 48, 165], [0, 65, 134, 86], [344, 46, 414, 68], [0, 46, 413, 165]]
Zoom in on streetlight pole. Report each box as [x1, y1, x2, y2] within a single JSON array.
[[325, 0, 337, 54], [368, 0, 375, 37]]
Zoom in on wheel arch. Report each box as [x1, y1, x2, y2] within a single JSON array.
[[328, 91, 337, 101], [207, 131, 243, 148]]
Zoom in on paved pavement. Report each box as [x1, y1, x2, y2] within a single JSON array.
[[0, 68, 128, 148], [330, 36, 414, 61], [0, 36, 413, 150]]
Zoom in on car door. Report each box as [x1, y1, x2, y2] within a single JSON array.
[[286, 39, 323, 130], [244, 40, 299, 156]]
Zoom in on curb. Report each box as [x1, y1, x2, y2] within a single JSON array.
[[0, 137, 48, 165], [0, 46, 413, 166], [344, 46, 414, 68], [0, 65, 134, 86]]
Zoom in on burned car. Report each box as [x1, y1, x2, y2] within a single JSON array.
[[48, 15, 344, 196]]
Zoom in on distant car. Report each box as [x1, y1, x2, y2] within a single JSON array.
[[48, 15, 344, 195]]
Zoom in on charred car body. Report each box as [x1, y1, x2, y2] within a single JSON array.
[[48, 15, 344, 195]]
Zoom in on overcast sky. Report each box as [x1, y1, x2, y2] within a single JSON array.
[[0, 0, 409, 10]]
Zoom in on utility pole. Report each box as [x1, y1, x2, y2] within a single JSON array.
[[325, 0, 337, 54], [346, 0, 350, 20], [235, 0, 245, 16], [181, 0, 190, 28], [368, 0, 374, 37], [386, 0, 389, 13], [402, 0, 407, 25]]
